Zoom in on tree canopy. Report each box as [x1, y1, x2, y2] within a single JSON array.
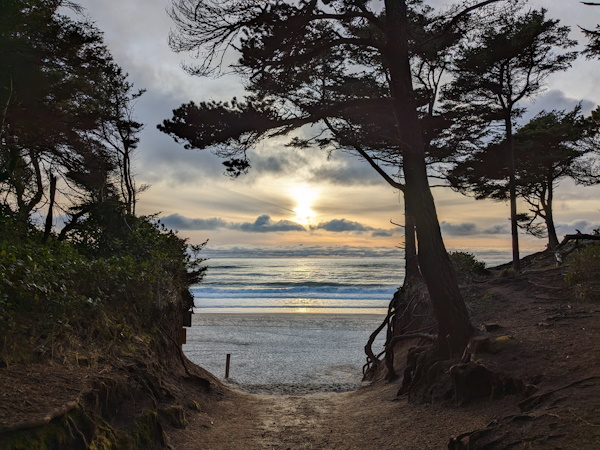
[[0, 0, 144, 233], [448, 106, 599, 249], [442, 6, 577, 269]]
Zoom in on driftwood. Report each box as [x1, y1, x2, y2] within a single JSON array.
[[560, 233, 600, 244], [553, 233, 599, 262]]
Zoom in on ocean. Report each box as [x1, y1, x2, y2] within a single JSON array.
[[190, 257, 402, 314], [190, 252, 514, 313]]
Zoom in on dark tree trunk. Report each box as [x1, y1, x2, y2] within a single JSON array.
[[543, 176, 559, 249], [43, 174, 57, 242], [16, 150, 44, 224], [384, 0, 471, 353], [404, 196, 420, 284], [505, 116, 521, 271], [123, 148, 135, 215]]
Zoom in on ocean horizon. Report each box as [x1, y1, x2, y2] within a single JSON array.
[[191, 251, 516, 314]]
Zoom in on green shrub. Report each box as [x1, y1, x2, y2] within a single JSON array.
[[449, 251, 488, 283], [565, 244, 600, 302], [0, 213, 206, 363]]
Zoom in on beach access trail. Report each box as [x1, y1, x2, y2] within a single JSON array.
[[167, 381, 505, 449]]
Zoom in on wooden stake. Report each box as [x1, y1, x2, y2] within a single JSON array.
[[225, 353, 231, 378]]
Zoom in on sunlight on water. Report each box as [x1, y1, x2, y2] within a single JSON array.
[[192, 257, 401, 313]]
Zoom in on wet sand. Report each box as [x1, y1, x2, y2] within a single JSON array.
[[183, 313, 387, 394]]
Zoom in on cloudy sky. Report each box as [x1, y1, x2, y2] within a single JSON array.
[[71, 0, 600, 258]]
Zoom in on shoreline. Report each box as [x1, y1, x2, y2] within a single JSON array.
[[192, 308, 389, 315]]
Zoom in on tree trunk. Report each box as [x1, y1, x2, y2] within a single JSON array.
[[505, 116, 521, 271], [43, 174, 57, 242], [384, 0, 471, 353], [404, 196, 420, 283], [543, 176, 559, 249]]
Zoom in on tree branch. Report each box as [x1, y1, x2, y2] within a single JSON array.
[[417, 0, 503, 49], [323, 118, 404, 191]]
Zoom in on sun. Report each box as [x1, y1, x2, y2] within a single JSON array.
[[289, 184, 318, 225]]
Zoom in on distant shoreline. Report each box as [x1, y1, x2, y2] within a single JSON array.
[[192, 308, 389, 315]]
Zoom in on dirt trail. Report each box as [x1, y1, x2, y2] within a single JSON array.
[[254, 393, 336, 449], [168, 390, 341, 449], [167, 381, 513, 449]]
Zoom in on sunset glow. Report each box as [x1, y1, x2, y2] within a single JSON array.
[[290, 185, 319, 225]]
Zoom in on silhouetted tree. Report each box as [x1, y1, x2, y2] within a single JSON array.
[[448, 106, 599, 249], [443, 7, 577, 270], [0, 0, 144, 229], [161, 2, 468, 283]]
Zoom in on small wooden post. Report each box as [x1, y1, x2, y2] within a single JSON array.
[[183, 310, 192, 328], [181, 309, 192, 349], [225, 353, 231, 378]]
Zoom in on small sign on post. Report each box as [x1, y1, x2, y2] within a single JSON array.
[[225, 353, 231, 378]]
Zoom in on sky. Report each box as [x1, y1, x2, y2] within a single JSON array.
[[69, 0, 600, 259]]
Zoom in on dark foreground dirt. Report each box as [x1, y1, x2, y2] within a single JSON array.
[[1, 250, 599, 448]]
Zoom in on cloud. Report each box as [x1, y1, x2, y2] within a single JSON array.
[[234, 215, 306, 233], [482, 224, 510, 235], [158, 214, 305, 233], [371, 229, 396, 237], [160, 214, 227, 230], [557, 220, 599, 235], [309, 151, 390, 187], [314, 218, 372, 233], [158, 213, 406, 238], [441, 221, 510, 236], [440, 221, 478, 236], [521, 90, 597, 123], [311, 218, 403, 237]]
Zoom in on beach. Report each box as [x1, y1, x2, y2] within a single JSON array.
[[182, 313, 387, 394]]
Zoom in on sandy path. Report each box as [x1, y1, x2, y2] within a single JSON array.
[[166, 381, 504, 450], [255, 393, 335, 449], [168, 391, 341, 449]]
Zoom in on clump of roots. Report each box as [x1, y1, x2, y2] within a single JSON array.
[[363, 279, 436, 382], [364, 280, 531, 404]]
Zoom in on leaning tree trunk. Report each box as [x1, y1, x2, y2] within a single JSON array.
[[542, 177, 559, 249], [384, 0, 471, 354], [43, 174, 57, 242], [505, 115, 521, 271], [404, 195, 420, 284]]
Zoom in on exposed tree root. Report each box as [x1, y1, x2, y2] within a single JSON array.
[[0, 401, 78, 434], [448, 369, 599, 446], [518, 376, 600, 412], [363, 280, 437, 382], [448, 413, 570, 450]]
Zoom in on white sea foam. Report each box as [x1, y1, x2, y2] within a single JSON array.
[[193, 257, 402, 312]]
